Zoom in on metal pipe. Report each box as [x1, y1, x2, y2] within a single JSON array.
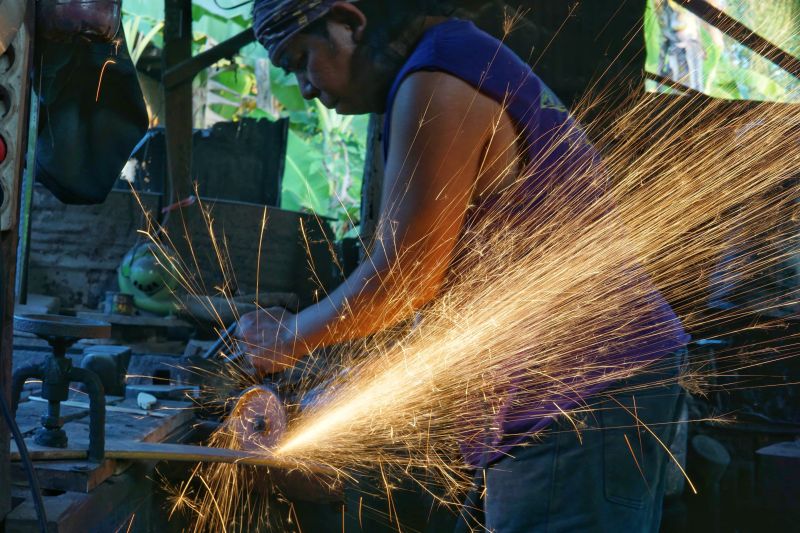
[[69, 366, 105, 461], [15, 87, 39, 306], [45, 399, 60, 425], [11, 364, 41, 413]]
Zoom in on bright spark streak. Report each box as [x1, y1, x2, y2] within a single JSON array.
[[95, 59, 116, 102]]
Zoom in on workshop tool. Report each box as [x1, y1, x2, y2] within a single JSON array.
[[11, 314, 111, 461], [226, 385, 288, 452], [80, 345, 132, 397], [205, 381, 343, 503], [201, 321, 240, 362], [10, 316, 338, 501], [193, 323, 291, 450], [188, 321, 301, 452], [182, 321, 250, 419], [118, 242, 181, 316]]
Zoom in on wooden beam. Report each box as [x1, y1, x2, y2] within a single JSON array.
[[0, 0, 34, 519], [163, 28, 256, 90], [162, 0, 194, 204], [359, 115, 385, 259]]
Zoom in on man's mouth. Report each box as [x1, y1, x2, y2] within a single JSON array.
[[321, 96, 339, 109]]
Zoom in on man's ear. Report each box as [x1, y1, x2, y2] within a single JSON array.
[[328, 2, 367, 43]]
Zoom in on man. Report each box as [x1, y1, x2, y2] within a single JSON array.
[[239, 2, 688, 531]]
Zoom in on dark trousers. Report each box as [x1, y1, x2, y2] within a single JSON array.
[[461, 351, 687, 533]]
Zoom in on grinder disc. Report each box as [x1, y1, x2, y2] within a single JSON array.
[[227, 385, 288, 452]]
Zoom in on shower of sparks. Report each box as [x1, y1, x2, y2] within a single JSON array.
[[268, 95, 800, 466], [95, 58, 116, 103], [133, 14, 800, 533]]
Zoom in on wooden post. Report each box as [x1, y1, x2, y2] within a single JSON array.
[[162, 0, 194, 206], [0, 217, 21, 521], [358, 114, 385, 259], [0, 0, 33, 519]]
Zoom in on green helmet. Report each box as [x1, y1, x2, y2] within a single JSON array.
[[118, 243, 180, 315]]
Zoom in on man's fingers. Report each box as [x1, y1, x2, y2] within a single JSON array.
[[247, 352, 280, 377], [259, 306, 291, 325]]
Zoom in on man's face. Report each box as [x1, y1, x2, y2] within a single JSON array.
[[272, 19, 371, 115]]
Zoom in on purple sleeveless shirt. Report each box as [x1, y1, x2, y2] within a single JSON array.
[[383, 19, 689, 466]]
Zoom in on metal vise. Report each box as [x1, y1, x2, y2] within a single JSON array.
[[11, 314, 111, 461]]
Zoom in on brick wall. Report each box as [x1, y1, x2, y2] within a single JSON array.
[[27, 185, 336, 310]]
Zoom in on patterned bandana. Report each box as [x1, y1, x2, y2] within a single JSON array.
[[253, 0, 351, 59]]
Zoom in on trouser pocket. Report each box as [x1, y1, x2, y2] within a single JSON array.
[[601, 367, 683, 508]]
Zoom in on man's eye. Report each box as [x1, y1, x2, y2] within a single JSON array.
[[277, 51, 307, 75]]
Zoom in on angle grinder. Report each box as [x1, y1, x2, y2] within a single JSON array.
[[188, 324, 344, 501], [226, 386, 344, 503], [187, 322, 294, 451], [225, 385, 288, 452]]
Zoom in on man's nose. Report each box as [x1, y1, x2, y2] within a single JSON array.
[[296, 74, 319, 100]]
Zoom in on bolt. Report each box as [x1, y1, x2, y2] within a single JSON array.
[[252, 417, 268, 432]]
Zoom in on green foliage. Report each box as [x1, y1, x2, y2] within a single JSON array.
[[122, 16, 164, 64], [644, 0, 800, 102], [643, 3, 662, 76], [121, 1, 367, 236]]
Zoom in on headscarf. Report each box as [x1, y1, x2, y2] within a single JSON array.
[[253, 0, 354, 58]]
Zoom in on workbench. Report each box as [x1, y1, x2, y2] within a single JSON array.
[[7, 394, 194, 532]]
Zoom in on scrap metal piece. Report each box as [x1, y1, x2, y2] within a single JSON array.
[[136, 393, 158, 411]]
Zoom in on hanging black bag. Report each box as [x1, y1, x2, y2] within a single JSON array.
[[35, 32, 148, 204]]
